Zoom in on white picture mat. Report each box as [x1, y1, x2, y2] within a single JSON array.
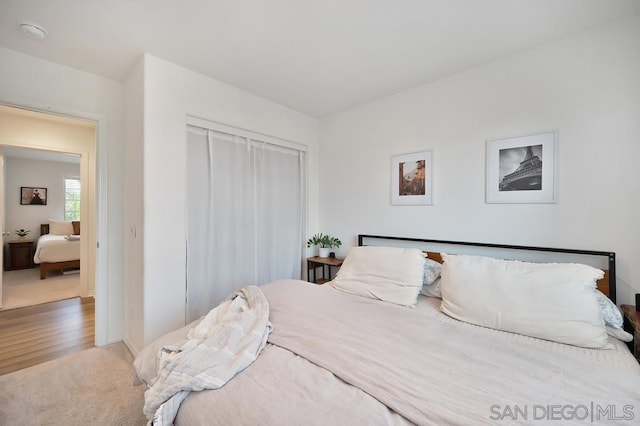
[[486, 131, 557, 203], [391, 150, 433, 205]]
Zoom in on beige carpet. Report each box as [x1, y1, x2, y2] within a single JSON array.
[[1, 268, 81, 310], [0, 342, 146, 426]]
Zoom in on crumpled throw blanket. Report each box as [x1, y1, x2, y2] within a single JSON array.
[[143, 286, 272, 425]]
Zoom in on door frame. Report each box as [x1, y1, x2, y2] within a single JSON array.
[[0, 98, 108, 346], [0, 147, 4, 304]]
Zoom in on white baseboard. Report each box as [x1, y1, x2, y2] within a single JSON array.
[[123, 336, 140, 357]]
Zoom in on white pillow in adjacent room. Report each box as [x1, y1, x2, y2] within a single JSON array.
[[331, 246, 425, 307], [49, 219, 74, 235], [440, 254, 609, 349]]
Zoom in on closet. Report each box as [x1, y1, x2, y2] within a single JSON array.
[[185, 124, 306, 322]]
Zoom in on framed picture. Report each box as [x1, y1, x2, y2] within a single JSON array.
[[391, 150, 433, 205], [486, 131, 557, 204], [21, 187, 48, 205]]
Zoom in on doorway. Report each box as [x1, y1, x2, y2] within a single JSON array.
[[0, 105, 97, 318], [1, 146, 83, 309]]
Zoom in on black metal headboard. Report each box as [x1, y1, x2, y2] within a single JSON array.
[[358, 234, 616, 303]]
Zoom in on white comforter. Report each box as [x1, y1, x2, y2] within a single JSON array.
[[135, 280, 640, 425], [33, 234, 80, 263], [141, 286, 272, 426]]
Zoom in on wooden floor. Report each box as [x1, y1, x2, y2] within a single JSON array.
[[0, 297, 95, 375]]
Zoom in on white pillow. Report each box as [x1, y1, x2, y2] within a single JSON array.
[[605, 326, 633, 343], [331, 246, 425, 307], [594, 290, 623, 328], [593, 290, 632, 342], [420, 257, 443, 297], [440, 254, 609, 349], [49, 219, 74, 235], [420, 277, 442, 298], [423, 257, 442, 285]]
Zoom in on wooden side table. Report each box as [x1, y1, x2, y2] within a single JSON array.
[[307, 256, 343, 284], [621, 304, 640, 361], [6, 239, 35, 270]]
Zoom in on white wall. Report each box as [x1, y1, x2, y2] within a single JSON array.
[[319, 16, 640, 305], [132, 55, 319, 348], [0, 47, 125, 344], [4, 157, 80, 240]]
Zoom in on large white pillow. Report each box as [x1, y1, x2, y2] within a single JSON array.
[[331, 246, 425, 307], [440, 254, 609, 349], [49, 219, 74, 235]]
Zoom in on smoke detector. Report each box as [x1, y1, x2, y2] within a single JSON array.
[[20, 22, 47, 40]]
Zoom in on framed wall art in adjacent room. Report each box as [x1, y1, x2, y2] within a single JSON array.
[[20, 186, 47, 205], [486, 131, 557, 204], [391, 150, 433, 206]]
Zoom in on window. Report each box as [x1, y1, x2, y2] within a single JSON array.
[[64, 177, 81, 221]]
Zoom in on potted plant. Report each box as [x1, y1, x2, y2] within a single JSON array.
[[306, 233, 342, 258], [15, 228, 30, 242]]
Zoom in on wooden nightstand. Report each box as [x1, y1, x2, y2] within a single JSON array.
[[621, 304, 640, 360], [6, 239, 35, 270], [307, 256, 343, 284]]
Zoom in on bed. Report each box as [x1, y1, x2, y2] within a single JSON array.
[[134, 235, 640, 425], [33, 222, 81, 280]]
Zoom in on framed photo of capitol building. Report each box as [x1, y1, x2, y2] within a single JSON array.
[[486, 131, 557, 204], [391, 150, 433, 205]]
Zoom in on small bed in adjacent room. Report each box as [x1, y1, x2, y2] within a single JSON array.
[[33, 220, 81, 280], [134, 235, 640, 425]]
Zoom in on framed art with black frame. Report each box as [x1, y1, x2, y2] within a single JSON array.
[[20, 186, 47, 205]]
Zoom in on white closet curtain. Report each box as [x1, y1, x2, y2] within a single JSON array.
[[186, 125, 305, 322]]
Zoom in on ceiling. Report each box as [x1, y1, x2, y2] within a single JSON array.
[[3, 146, 80, 164], [1, 1, 639, 117]]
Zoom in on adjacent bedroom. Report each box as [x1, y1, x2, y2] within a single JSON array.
[[1, 147, 82, 310]]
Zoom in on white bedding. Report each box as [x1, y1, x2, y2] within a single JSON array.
[[33, 234, 81, 264], [135, 280, 640, 425], [143, 286, 272, 425]]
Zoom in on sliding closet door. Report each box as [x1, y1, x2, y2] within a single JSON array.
[[254, 142, 305, 282], [186, 125, 305, 322]]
